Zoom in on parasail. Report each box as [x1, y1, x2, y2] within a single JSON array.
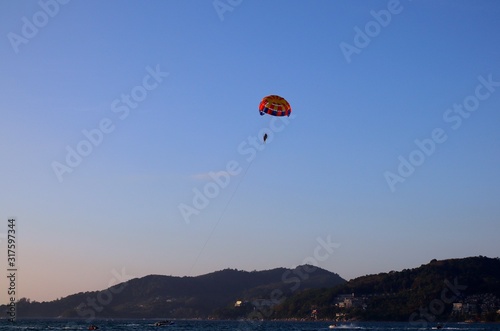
[[259, 95, 291, 117]]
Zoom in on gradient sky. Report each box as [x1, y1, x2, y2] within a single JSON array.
[[1, 0, 500, 304]]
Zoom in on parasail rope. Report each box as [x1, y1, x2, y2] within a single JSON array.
[[189, 156, 256, 274]]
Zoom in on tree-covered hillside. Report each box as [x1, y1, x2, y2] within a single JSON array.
[[273, 256, 500, 322], [3, 265, 345, 319]]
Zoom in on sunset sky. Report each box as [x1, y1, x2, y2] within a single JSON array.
[[1, 0, 499, 304]]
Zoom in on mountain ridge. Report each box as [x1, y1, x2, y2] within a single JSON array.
[[6, 265, 345, 319], [4, 256, 499, 321], [273, 256, 500, 322]]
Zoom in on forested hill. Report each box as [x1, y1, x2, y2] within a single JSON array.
[[273, 256, 500, 322], [4, 257, 499, 321], [5, 265, 345, 319]]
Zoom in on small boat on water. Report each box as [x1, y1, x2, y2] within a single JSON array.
[[88, 325, 99, 330], [155, 320, 174, 326], [329, 324, 337, 329]]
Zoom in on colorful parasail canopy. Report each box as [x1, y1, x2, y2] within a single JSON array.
[[259, 95, 291, 117]]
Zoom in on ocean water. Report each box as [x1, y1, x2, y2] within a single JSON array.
[[1, 320, 499, 331]]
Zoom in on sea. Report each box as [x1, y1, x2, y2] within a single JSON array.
[[1, 320, 499, 331]]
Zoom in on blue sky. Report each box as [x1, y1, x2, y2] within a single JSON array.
[[1, 0, 499, 304]]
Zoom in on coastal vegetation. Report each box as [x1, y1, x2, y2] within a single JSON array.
[[3, 256, 499, 322]]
